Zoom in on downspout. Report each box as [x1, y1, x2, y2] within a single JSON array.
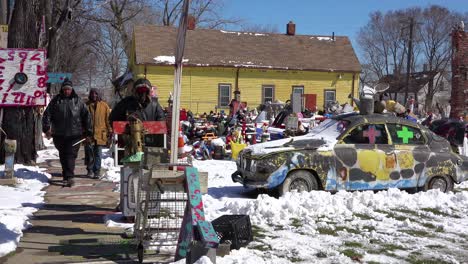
[[351, 73, 355, 106], [235, 67, 240, 101]]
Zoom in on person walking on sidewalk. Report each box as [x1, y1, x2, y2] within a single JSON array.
[[43, 79, 92, 187], [85, 88, 112, 179]]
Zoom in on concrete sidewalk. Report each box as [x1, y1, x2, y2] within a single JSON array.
[[1, 149, 174, 264]]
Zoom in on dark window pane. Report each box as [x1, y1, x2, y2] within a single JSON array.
[[387, 124, 425, 145], [219, 84, 231, 107], [343, 124, 388, 144]]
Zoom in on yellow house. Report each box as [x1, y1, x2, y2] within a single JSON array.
[[129, 23, 361, 114]]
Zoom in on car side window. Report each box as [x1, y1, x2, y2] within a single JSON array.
[[342, 124, 388, 144], [387, 124, 425, 145]]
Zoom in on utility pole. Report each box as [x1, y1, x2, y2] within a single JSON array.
[[404, 17, 414, 106]]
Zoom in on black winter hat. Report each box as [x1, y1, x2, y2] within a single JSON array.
[[134, 78, 151, 92], [62, 78, 73, 89]]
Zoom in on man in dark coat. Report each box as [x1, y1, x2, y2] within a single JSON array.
[[43, 79, 92, 187], [109, 78, 166, 146]]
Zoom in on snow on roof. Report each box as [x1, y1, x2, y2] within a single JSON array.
[[153, 56, 189, 64], [220, 30, 267, 36], [310, 36, 334, 41]]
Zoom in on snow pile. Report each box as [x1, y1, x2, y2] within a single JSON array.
[[100, 148, 120, 183], [193, 160, 468, 263], [0, 165, 51, 258], [36, 137, 59, 163]]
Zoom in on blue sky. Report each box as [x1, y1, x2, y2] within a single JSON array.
[[223, 0, 468, 58]]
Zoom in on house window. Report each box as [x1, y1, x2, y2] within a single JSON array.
[[324, 89, 336, 108], [218, 84, 231, 108], [292, 85, 304, 108], [292, 85, 304, 95], [262, 85, 275, 104]]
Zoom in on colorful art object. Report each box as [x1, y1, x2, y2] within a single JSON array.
[[175, 167, 219, 261], [232, 114, 468, 194], [0, 48, 48, 106], [397, 126, 414, 144], [47, 72, 72, 84], [363, 125, 381, 144]]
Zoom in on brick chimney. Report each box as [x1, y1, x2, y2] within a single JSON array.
[[187, 15, 196, 30], [287, 21, 295, 36], [450, 24, 468, 118]]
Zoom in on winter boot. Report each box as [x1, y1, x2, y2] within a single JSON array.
[[67, 178, 76, 187], [93, 170, 101, 179]]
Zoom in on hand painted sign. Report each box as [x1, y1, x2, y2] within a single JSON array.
[[0, 25, 7, 48], [0, 48, 48, 106], [47, 72, 72, 84]]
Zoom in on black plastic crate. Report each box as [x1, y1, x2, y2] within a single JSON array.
[[211, 215, 253, 250]]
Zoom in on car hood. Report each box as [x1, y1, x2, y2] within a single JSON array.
[[245, 133, 336, 156]]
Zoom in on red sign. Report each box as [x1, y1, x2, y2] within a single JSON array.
[[0, 48, 48, 106], [112, 121, 168, 135]]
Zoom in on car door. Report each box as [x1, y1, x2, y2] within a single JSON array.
[[386, 123, 428, 188], [334, 123, 394, 191]]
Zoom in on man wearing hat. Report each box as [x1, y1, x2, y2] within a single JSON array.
[[85, 88, 112, 178], [110, 78, 166, 146], [43, 79, 92, 187]]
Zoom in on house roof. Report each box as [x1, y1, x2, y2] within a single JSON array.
[[380, 71, 438, 94], [133, 25, 361, 73]]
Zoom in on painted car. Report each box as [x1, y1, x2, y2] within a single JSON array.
[[231, 113, 468, 195]]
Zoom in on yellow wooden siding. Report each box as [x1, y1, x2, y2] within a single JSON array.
[[133, 65, 359, 114]]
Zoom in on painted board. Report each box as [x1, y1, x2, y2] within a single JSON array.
[[0, 25, 7, 48], [0, 48, 48, 106], [47, 72, 72, 84]]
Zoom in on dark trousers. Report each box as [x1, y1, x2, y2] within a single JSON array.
[[84, 143, 103, 173], [53, 136, 81, 180]]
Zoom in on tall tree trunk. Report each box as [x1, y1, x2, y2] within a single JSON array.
[[0, 0, 41, 164], [0, 0, 8, 24]]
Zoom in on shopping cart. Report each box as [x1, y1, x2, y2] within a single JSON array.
[[134, 163, 219, 263]]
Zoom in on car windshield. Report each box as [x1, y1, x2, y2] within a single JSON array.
[[307, 119, 349, 141]]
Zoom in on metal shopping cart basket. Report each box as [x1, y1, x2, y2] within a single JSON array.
[[134, 163, 188, 263]]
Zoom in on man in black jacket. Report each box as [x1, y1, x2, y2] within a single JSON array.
[[109, 78, 166, 146], [43, 79, 92, 187]]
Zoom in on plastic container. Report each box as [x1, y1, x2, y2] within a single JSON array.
[[211, 215, 253, 250]]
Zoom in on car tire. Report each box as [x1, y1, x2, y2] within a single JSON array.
[[423, 175, 454, 193], [279, 170, 318, 196]]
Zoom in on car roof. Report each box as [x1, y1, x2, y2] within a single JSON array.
[[337, 113, 422, 128]]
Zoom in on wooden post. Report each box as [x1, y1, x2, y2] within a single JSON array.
[[1, 139, 17, 185], [170, 0, 190, 165]]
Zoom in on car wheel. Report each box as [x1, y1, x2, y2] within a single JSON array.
[[279, 170, 318, 196], [424, 175, 454, 193]]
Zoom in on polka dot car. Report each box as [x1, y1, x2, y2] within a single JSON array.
[[232, 113, 468, 195]]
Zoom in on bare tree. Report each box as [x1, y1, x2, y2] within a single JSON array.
[[0, 0, 83, 164], [155, 0, 240, 29], [417, 5, 463, 111], [358, 5, 464, 112], [241, 23, 279, 33]]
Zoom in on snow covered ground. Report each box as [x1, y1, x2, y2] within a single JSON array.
[[0, 165, 51, 258], [105, 158, 468, 264]]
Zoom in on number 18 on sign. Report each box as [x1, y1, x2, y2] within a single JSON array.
[[0, 48, 48, 106]]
